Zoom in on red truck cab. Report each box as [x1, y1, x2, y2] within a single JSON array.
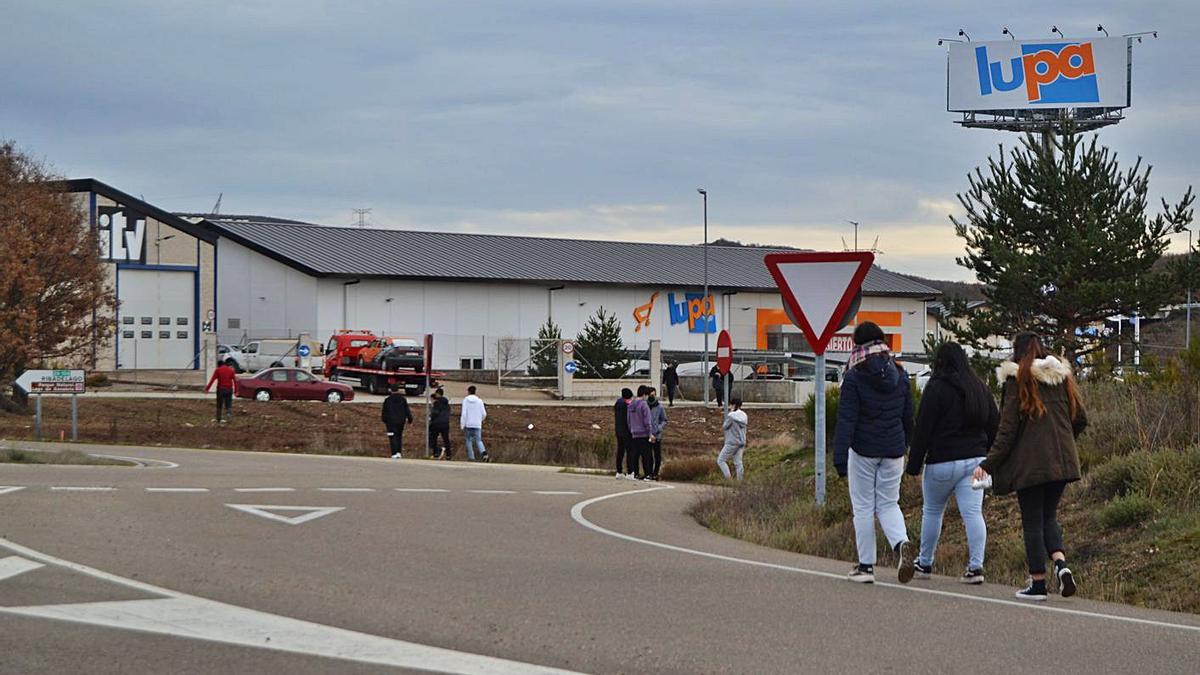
[[323, 330, 376, 378]]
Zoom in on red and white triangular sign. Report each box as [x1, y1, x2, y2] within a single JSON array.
[[763, 252, 874, 355], [225, 504, 344, 525]]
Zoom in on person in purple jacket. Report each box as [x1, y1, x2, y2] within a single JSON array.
[[626, 385, 656, 481]]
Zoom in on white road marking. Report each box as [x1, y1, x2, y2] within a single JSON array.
[[0, 486, 27, 495], [233, 487, 295, 493], [0, 556, 44, 581], [318, 488, 376, 493], [467, 490, 517, 494], [145, 488, 210, 493], [50, 487, 115, 492], [533, 491, 582, 496], [394, 488, 450, 493], [225, 504, 344, 525], [0, 538, 579, 674], [89, 454, 180, 468], [570, 487, 1200, 634]]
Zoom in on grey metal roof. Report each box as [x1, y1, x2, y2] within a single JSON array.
[[182, 214, 941, 298]]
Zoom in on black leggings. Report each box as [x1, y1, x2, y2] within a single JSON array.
[[1016, 481, 1067, 574], [615, 434, 633, 473]]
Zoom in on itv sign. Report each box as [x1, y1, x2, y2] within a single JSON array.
[[948, 37, 1129, 112]]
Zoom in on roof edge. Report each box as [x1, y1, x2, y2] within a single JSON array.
[[54, 179, 219, 244]]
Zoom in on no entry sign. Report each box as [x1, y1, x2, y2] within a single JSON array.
[[716, 330, 733, 375]]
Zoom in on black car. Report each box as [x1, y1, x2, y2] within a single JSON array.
[[372, 338, 425, 372]]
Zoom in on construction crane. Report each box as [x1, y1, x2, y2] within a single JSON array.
[[211, 193, 222, 215]]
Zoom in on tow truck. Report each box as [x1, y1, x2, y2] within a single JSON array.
[[323, 330, 439, 396]]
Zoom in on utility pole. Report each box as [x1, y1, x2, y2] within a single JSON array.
[[698, 188, 709, 405], [352, 208, 372, 228]]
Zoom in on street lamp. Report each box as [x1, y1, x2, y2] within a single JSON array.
[[697, 189, 710, 404]]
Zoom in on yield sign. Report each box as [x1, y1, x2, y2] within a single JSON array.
[[763, 252, 875, 355], [225, 504, 344, 525]]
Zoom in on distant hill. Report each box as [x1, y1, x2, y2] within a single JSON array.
[[899, 275, 986, 302]]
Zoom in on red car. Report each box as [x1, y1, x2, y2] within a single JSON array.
[[236, 368, 355, 403]]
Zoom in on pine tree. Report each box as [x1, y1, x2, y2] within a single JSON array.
[[946, 129, 1196, 361], [574, 306, 630, 379], [530, 318, 562, 376]]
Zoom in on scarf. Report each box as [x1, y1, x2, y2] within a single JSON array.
[[846, 339, 891, 372]]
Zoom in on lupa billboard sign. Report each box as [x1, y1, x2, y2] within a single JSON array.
[[947, 37, 1129, 112]]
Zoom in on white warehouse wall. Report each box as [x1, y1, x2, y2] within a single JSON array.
[[216, 238, 319, 344]]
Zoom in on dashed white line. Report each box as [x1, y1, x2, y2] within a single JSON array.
[[50, 487, 115, 492], [394, 488, 450, 493], [467, 490, 517, 494], [533, 491, 582, 496], [145, 488, 210, 493], [0, 486, 26, 495], [318, 488, 376, 493], [233, 488, 295, 493]]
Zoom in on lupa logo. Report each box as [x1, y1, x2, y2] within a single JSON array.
[[975, 42, 1098, 104], [97, 205, 147, 263]]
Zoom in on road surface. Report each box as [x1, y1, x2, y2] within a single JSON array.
[[1, 441, 1197, 674]]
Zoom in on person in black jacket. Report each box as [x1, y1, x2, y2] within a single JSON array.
[[833, 322, 916, 584], [382, 384, 413, 459], [709, 365, 732, 407], [427, 387, 452, 459], [614, 388, 634, 478], [905, 342, 999, 584], [662, 362, 680, 407]]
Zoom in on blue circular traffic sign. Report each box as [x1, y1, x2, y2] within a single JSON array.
[[298, 344, 311, 357], [564, 361, 578, 374]]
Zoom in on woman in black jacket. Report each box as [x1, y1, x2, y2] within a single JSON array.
[[905, 342, 999, 584]]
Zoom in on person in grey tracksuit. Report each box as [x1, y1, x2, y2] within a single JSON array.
[[648, 388, 668, 480], [717, 397, 747, 480]]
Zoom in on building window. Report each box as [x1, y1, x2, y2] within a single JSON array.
[[141, 317, 152, 325], [176, 317, 188, 326], [473, 358, 483, 369], [177, 331, 188, 340], [159, 317, 170, 325], [159, 331, 170, 339], [123, 331, 134, 339], [141, 331, 153, 339], [460, 358, 471, 369], [228, 318, 241, 329], [122, 316, 134, 325]]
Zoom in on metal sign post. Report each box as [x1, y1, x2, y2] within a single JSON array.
[[71, 394, 78, 441], [424, 334, 433, 458], [716, 330, 733, 416], [763, 252, 875, 506], [35, 394, 42, 441], [14, 369, 87, 443]]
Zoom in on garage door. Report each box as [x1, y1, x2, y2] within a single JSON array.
[[116, 269, 196, 369]]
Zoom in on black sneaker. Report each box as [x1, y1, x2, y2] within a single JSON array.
[[847, 564, 875, 583], [960, 568, 985, 585], [1057, 565, 1077, 598], [1015, 579, 1048, 601], [913, 562, 932, 580], [895, 541, 916, 584]]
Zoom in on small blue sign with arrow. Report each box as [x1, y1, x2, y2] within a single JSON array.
[[564, 361, 578, 374], [298, 344, 311, 358]]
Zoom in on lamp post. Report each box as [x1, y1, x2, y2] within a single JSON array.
[[698, 188, 709, 405]]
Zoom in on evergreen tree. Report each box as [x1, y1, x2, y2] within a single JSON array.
[[530, 318, 562, 376], [946, 129, 1196, 361], [574, 306, 630, 379]]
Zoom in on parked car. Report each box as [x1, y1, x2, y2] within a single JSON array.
[[357, 336, 424, 371], [218, 344, 246, 372], [242, 339, 324, 373], [236, 367, 354, 403]]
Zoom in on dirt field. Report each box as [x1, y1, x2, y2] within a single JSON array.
[[0, 398, 806, 469]]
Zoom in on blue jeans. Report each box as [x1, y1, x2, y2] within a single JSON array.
[[919, 457, 987, 571], [463, 427, 486, 460]]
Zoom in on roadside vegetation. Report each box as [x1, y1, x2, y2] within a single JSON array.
[[692, 345, 1200, 614], [0, 446, 128, 466]]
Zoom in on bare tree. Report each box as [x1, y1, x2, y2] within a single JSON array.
[[0, 141, 117, 410]]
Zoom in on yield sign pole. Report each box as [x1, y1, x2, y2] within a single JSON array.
[[763, 252, 874, 505]]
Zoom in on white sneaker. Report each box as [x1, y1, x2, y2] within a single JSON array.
[[615, 472, 625, 479], [391, 453, 401, 459]]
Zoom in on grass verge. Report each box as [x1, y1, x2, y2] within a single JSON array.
[[0, 447, 130, 466]]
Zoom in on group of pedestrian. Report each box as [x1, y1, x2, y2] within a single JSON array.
[[381, 384, 490, 462], [834, 321, 1087, 602], [614, 385, 668, 480]]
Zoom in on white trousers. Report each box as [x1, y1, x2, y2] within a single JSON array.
[[717, 443, 744, 480], [847, 449, 908, 566]]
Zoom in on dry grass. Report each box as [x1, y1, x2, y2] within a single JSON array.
[[0, 447, 129, 466]]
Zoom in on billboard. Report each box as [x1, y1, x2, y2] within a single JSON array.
[[948, 37, 1130, 112]]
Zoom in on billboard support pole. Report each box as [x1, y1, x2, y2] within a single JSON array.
[[814, 353, 826, 506]]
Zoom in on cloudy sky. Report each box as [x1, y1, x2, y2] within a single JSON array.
[[2, 1, 1196, 280]]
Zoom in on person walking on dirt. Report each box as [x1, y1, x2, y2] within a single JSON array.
[[833, 321, 916, 585], [716, 397, 747, 480], [460, 385, 489, 462], [204, 358, 238, 423], [663, 362, 680, 407], [973, 332, 1088, 601], [648, 387, 668, 480], [428, 387, 452, 459], [614, 388, 634, 478], [626, 385, 655, 480], [382, 384, 414, 459], [905, 341, 998, 585]]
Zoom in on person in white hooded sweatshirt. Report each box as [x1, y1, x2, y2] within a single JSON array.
[[717, 397, 748, 480], [460, 385, 489, 462]]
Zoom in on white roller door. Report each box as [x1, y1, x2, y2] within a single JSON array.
[[116, 269, 196, 369]]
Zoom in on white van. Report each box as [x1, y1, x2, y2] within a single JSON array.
[[241, 339, 324, 373]]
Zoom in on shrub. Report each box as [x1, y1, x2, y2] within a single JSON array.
[[660, 456, 719, 482], [802, 387, 839, 439], [1097, 493, 1158, 529], [85, 373, 111, 388]]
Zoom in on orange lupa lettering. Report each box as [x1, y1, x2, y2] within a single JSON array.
[[1022, 49, 1060, 101], [687, 298, 705, 325], [1057, 43, 1094, 79]]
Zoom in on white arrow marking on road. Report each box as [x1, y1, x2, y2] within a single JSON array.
[[0, 538, 581, 674], [0, 556, 44, 581], [0, 486, 26, 495], [225, 504, 344, 525]]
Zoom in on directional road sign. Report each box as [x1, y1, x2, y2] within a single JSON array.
[[563, 361, 578, 374], [14, 369, 86, 395], [763, 252, 874, 355], [297, 344, 311, 358]]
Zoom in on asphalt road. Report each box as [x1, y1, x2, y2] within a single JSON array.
[[2, 442, 1198, 674]]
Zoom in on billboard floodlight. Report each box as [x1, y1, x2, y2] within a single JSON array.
[[958, 28, 971, 41], [1002, 27, 1016, 40], [1097, 25, 1109, 37], [1051, 25, 1065, 39]]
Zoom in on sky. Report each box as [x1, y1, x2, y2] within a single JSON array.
[[2, 1, 1196, 281]]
